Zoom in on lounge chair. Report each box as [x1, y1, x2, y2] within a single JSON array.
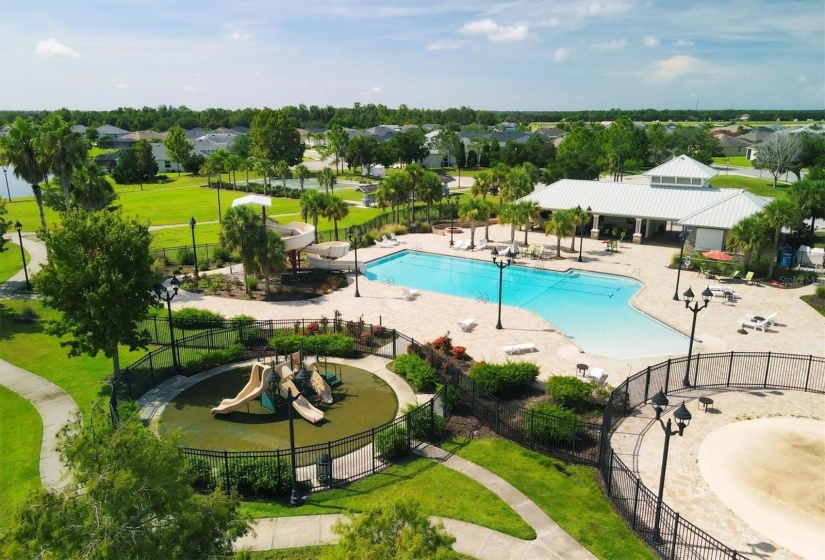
[[699, 266, 715, 279], [739, 315, 771, 332], [745, 311, 778, 326], [390, 233, 406, 244], [401, 288, 420, 300], [718, 270, 740, 283], [502, 342, 537, 355], [462, 239, 475, 250], [584, 367, 608, 385], [707, 285, 740, 303], [452, 239, 470, 250], [374, 239, 394, 249], [743, 271, 758, 285], [381, 235, 400, 247], [525, 243, 536, 258], [474, 239, 488, 251], [457, 318, 477, 332]]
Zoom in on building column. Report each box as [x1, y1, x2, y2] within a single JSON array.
[[633, 217, 643, 244], [591, 214, 601, 239]]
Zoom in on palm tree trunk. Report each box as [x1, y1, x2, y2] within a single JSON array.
[[32, 183, 47, 230], [245, 170, 249, 192], [556, 238, 562, 258], [61, 176, 71, 210], [768, 228, 780, 278], [333, 219, 339, 241], [510, 224, 515, 244]]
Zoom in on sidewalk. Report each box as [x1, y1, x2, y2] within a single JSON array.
[[1, 232, 47, 299]]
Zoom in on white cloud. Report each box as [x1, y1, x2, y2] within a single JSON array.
[[459, 18, 529, 42], [35, 39, 80, 58], [537, 18, 559, 27], [371, 86, 382, 93], [643, 35, 660, 47], [183, 85, 195, 92], [576, 1, 633, 17], [224, 23, 251, 40], [593, 39, 626, 50], [111, 76, 127, 89], [649, 55, 721, 81], [673, 39, 694, 47], [554, 47, 572, 63], [426, 40, 461, 51]]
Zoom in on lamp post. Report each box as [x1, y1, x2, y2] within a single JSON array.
[[447, 194, 459, 247], [154, 276, 181, 372], [491, 246, 513, 330], [649, 390, 692, 543], [577, 205, 591, 263], [189, 216, 198, 278], [267, 372, 302, 507], [14, 221, 29, 291], [3, 167, 11, 201], [347, 226, 364, 297], [682, 286, 713, 387], [672, 229, 690, 300]]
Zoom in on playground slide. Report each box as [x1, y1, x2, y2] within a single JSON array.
[[211, 362, 270, 415], [266, 221, 315, 253], [309, 371, 334, 405], [280, 378, 325, 424]]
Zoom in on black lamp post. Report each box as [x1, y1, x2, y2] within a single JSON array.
[[347, 226, 364, 297], [577, 205, 591, 263], [682, 286, 713, 387], [14, 221, 29, 291], [189, 216, 199, 278], [491, 246, 513, 330], [447, 194, 459, 247], [3, 167, 11, 201], [154, 276, 181, 372], [266, 371, 302, 507], [649, 390, 692, 543], [672, 229, 690, 300]]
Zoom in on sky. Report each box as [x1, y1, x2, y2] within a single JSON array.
[[0, 0, 823, 112]]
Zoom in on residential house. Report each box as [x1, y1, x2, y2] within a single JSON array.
[[716, 135, 752, 157], [96, 124, 130, 139]]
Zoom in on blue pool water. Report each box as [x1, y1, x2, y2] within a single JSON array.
[[364, 251, 688, 360]]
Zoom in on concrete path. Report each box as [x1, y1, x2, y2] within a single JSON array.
[[0, 358, 78, 489], [1, 232, 47, 299], [235, 444, 596, 559]]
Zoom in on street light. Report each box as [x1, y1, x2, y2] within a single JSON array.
[[672, 229, 690, 300], [189, 216, 198, 278], [347, 226, 364, 297], [447, 194, 460, 247], [649, 390, 692, 543], [14, 221, 30, 291], [577, 205, 591, 263], [491, 246, 513, 330], [266, 371, 302, 507], [682, 286, 713, 387], [3, 168, 11, 201], [154, 276, 181, 372]]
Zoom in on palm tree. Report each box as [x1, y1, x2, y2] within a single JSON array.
[[0, 117, 48, 229], [405, 163, 424, 226], [273, 160, 291, 192], [761, 198, 802, 279], [499, 202, 520, 244], [790, 174, 825, 246], [375, 179, 395, 220], [381, 172, 412, 223], [299, 190, 326, 240], [209, 150, 228, 189], [491, 163, 510, 209], [726, 214, 770, 271], [36, 114, 88, 211], [544, 209, 576, 258], [417, 171, 443, 223], [243, 156, 258, 192], [225, 153, 242, 190], [520, 201, 542, 245], [221, 205, 264, 295], [472, 170, 492, 200], [255, 158, 272, 194], [501, 166, 532, 206], [72, 162, 117, 212], [254, 228, 287, 294], [459, 197, 488, 247], [570, 206, 590, 251], [323, 195, 349, 240], [317, 167, 336, 195], [293, 164, 311, 194]]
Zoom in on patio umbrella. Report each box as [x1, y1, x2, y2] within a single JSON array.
[[702, 250, 733, 261]]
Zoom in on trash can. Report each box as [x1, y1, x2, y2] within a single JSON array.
[[316, 453, 332, 486], [779, 250, 792, 268]]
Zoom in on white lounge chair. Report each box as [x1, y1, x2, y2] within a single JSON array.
[[473, 239, 488, 251], [401, 288, 420, 300], [390, 233, 406, 244], [458, 318, 477, 332], [381, 235, 400, 247], [707, 285, 740, 303], [739, 315, 771, 332], [584, 367, 608, 385], [745, 311, 778, 327], [374, 239, 393, 249], [452, 239, 470, 250], [502, 342, 537, 355]]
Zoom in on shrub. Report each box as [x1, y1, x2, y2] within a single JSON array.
[[375, 425, 408, 461], [176, 246, 195, 266], [817, 284, 825, 299], [221, 456, 292, 499], [432, 333, 453, 354], [212, 245, 234, 263], [269, 333, 355, 357], [528, 403, 582, 446], [451, 346, 466, 359], [246, 276, 259, 291], [545, 376, 596, 412], [184, 344, 244, 373], [393, 352, 437, 392], [401, 403, 446, 441], [172, 307, 225, 328], [185, 455, 217, 494], [468, 361, 540, 397]]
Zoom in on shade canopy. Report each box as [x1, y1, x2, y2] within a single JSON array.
[[702, 250, 733, 261], [231, 195, 272, 208]]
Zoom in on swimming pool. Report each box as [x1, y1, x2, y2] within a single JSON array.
[[364, 251, 688, 360]]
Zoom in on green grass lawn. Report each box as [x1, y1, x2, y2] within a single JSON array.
[[713, 156, 752, 168], [444, 437, 657, 560], [151, 222, 224, 249], [241, 456, 535, 541], [0, 242, 29, 284], [710, 174, 792, 198], [0, 385, 42, 530]]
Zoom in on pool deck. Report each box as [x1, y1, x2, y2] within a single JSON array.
[[171, 223, 825, 386]]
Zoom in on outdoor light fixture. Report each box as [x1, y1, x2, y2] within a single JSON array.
[[189, 216, 198, 278], [491, 246, 513, 330], [154, 276, 181, 372], [648, 389, 692, 542], [347, 226, 364, 297], [682, 286, 713, 387], [447, 194, 460, 247], [577, 205, 591, 263], [672, 229, 690, 300], [14, 221, 30, 291]]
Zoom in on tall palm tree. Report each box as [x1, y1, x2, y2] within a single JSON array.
[[293, 164, 311, 194], [790, 174, 825, 246], [0, 117, 48, 229], [381, 172, 411, 223], [255, 158, 273, 194], [520, 201, 542, 245], [254, 228, 287, 294], [323, 195, 349, 240], [36, 114, 88, 211], [544, 209, 576, 258], [472, 170, 493, 200], [762, 198, 801, 278], [72, 162, 117, 212], [225, 153, 242, 190], [417, 171, 443, 223], [243, 156, 258, 192], [299, 190, 326, 241], [499, 202, 520, 244], [725, 214, 770, 271], [221, 205, 263, 295], [317, 167, 336, 195], [459, 197, 488, 247], [501, 166, 532, 206], [491, 163, 510, 209], [375, 179, 395, 220], [405, 163, 424, 226], [273, 160, 291, 192], [570, 206, 590, 251]]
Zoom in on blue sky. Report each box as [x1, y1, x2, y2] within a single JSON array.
[[1, 0, 823, 111]]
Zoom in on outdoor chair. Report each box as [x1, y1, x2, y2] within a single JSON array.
[[473, 239, 488, 251], [743, 271, 758, 285], [390, 233, 406, 244], [502, 342, 537, 355], [744, 311, 778, 327], [374, 239, 394, 249], [717, 270, 740, 283], [584, 367, 608, 385], [381, 235, 399, 247], [401, 288, 420, 301], [739, 315, 771, 332], [457, 318, 477, 332]]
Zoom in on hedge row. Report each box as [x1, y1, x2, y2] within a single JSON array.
[[468, 362, 540, 397]]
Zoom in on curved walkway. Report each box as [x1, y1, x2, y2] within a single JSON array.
[[1, 233, 47, 299]]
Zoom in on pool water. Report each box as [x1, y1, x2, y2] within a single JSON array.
[[364, 251, 688, 359]]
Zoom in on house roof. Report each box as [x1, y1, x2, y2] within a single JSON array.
[[151, 143, 170, 160], [644, 154, 717, 180], [716, 135, 752, 147], [123, 130, 168, 141], [677, 190, 769, 229], [72, 124, 87, 134], [97, 124, 130, 135]]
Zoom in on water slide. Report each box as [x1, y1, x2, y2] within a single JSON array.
[[303, 241, 365, 272], [266, 221, 316, 252], [211, 362, 270, 415], [280, 377, 325, 424]]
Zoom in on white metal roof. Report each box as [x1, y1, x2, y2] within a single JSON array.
[[676, 191, 769, 229], [231, 195, 272, 208], [643, 154, 717, 180]]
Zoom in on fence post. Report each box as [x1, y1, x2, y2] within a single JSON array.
[[147, 352, 154, 388], [632, 477, 641, 529], [669, 513, 680, 560], [623, 383, 630, 414], [429, 399, 435, 441], [495, 400, 501, 434], [664, 359, 671, 393], [154, 316, 159, 343], [727, 351, 734, 387], [643, 366, 651, 402], [804, 355, 813, 391], [223, 451, 231, 495], [528, 409, 535, 451], [371, 428, 376, 474], [392, 330, 397, 358], [606, 451, 614, 497], [763, 351, 772, 387], [692, 353, 701, 387]]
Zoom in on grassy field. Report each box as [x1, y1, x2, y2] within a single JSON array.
[[710, 174, 792, 198], [0, 242, 29, 284], [0, 385, 42, 529], [713, 156, 753, 168]]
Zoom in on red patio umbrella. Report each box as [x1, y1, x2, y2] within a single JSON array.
[[702, 250, 733, 261]]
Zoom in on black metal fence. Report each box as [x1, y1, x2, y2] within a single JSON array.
[[600, 352, 825, 559]]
